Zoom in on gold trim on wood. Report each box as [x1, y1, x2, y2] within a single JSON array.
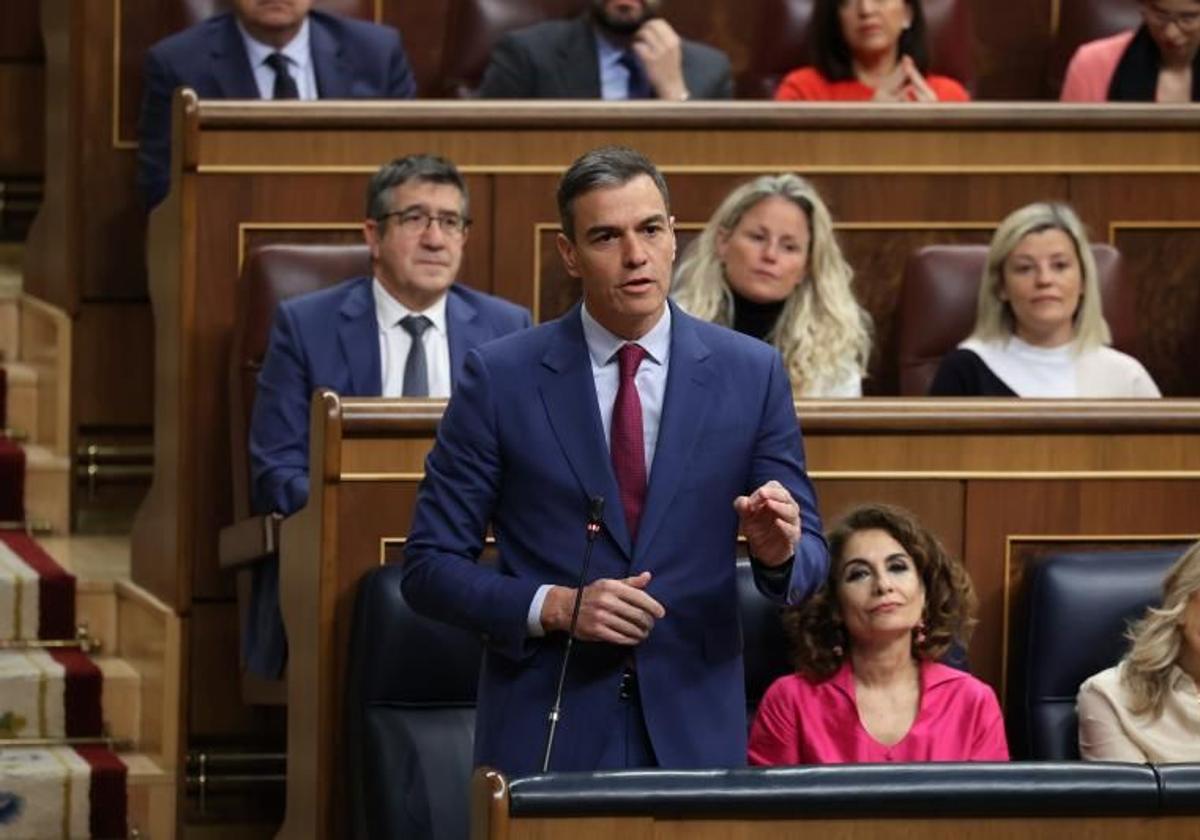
[[236, 222, 363, 271], [340, 472, 424, 482], [197, 163, 1200, 176], [1108, 220, 1200, 245], [999, 532, 1200, 704], [112, 0, 138, 149], [380, 534, 496, 565]]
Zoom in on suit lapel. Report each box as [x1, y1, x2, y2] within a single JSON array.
[[557, 16, 603, 98], [446, 287, 483, 388], [309, 13, 350, 98], [337, 278, 382, 395], [635, 305, 714, 556], [538, 307, 631, 559], [212, 14, 262, 98]]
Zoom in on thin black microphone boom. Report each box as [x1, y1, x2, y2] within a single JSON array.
[[542, 495, 604, 773]]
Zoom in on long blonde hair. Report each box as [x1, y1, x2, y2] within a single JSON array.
[[1121, 541, 1200, 718], [672, 174, 871, 396], [971, 202, 1111, 352]]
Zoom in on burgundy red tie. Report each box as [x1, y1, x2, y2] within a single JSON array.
[[611, 343, 648, 542]]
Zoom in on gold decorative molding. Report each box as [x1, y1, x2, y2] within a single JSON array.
[[236, 221, 362, 271], [197, 163, 1200, 176], [1108, 220, 1200, 245]]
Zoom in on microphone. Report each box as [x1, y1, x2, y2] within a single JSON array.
[[542, 495, 604, 773]]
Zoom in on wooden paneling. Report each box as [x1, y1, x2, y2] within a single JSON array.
[[73, 302, 155, 429], [273, 397, 1200, 837], [132, 101, 1200, 613]]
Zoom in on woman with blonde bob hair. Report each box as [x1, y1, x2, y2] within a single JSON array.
[[1078, 541, 1200, 762], [930, 201, 1159, 397], [748, 504, 1008, 764], [673, 174, 871, 397]]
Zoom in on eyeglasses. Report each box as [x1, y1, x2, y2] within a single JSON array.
[[377, 208, 471, 237], [1142, 4, 1200, 31]]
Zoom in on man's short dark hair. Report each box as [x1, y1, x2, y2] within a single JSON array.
[[556, 146, 670, 241], [366, 154, 469, 220], [812, 0, 930, 82]]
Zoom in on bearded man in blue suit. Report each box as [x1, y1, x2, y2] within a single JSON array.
[[244, 154, 530, 678], [137, 0, 416, 208], [402, 146, 828, 774]]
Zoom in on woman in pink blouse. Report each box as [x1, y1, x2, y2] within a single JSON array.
[[748, 504, 1009, 764]]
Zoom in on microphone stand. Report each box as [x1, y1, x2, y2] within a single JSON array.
[[541, 496, 604, 773]]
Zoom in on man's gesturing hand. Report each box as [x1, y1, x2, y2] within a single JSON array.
[[541, 571, 666, 645], [734, 480, 801, 567]]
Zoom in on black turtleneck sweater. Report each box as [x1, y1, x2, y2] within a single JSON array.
[[731, 290, 786, 343]]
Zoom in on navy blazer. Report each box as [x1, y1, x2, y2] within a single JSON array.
[[137, 10, 416, 208], [477, 15, 733, 99], [402, 303, 828, 774], [243, 277, 530, 678]]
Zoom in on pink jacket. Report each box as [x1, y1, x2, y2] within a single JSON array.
[[748, 660, 1009, 764], [1060, 30, 1137, 102]]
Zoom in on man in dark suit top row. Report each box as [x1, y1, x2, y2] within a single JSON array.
[[402, 146, 826, 774], [137, 0, 416, 208], [244, 154, 530, 677], [478, 0, 733, 101]]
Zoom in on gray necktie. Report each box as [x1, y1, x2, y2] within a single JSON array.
[[400, 315, 432, 397]]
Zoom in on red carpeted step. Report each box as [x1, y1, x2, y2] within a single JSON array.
[[1, 365, 7, 428], [0, 529, 75, 639], [0, 439, 23, 523], [0, 746, 127, 838], [75, 745, 128, 839], [51, 649, 104, 738]]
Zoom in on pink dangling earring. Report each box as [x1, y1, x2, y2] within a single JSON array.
[[832, 644, 844, 658], [915, 620, 927, 646]]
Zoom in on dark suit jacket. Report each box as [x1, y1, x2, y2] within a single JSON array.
[[401, 302, 827, 774], [137, 10, 416, 208], [243, 276, 530, 677], [477, 15, 733, 99]]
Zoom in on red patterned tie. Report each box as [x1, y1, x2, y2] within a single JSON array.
[[611, 343, 648, 541]]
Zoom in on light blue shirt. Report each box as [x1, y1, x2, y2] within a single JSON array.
[[526, 302, 672, 635], [594, 29, 637, 100], [237, 17, 319, 101]]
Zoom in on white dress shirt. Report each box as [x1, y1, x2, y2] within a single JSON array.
[[373, 279, 451, 398], [595, 29, 637, 100], [237, 17, 320, 101], [527, 303, 672, 635]]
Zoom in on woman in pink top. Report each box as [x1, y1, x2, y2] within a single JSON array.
[[748, 504, 1008, 764], [774, 0, 969, 102], [1060, 1, 1200, 102]]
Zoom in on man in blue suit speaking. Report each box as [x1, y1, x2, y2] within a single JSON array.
[[402, 146, 828, 774], [245, 154, 530, 677], [137, 0, 416, 208]]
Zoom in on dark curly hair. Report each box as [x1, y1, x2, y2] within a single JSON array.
[[811, 0, 930, 82], [784, 503, 977, 680]]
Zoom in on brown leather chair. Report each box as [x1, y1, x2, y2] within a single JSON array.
[[895, 243, 1137, 396], [220, 243, 370, 700], [437, 0, 588, 98], [1046, 0, 1141, 99], [740, 0, 975, 99]]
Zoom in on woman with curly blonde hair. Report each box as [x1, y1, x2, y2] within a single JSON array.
[[748, 504, 1008, 764], [672, 174, 871, 397], [1078, 542, 1200, 761]]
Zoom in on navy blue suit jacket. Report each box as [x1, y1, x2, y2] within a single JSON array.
[[244, 277, 530, 677], [402, 303, 827, 774], [137, 10, 416, 208]]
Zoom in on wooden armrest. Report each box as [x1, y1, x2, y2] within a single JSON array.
[[218, 513, 284, 570]]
